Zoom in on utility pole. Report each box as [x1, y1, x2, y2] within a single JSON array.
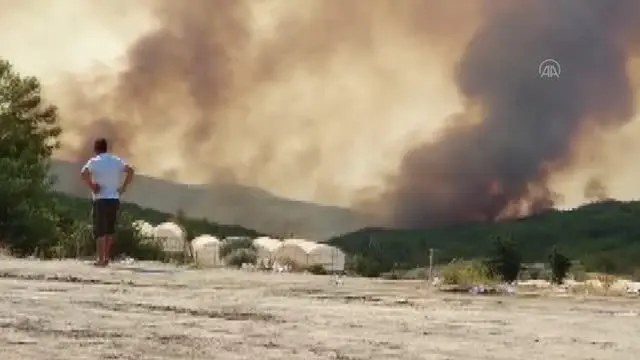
[[428, 248, 435, 284]]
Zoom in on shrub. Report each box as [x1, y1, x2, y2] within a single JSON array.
[[596, 273, 617, 291], [219, 237, 254, 258], [349, 254, 382, 277], [307, 264, 328, 275], [225, 248, 257, 268], [570, 274, 623, 296], [570, 263, 587, 282], [112, 212, 164, 261], [401, 267, 428, 280], [51, 219, 92, 259], [441, 259, 497, 286], [549, 247, 572, 284], [277, 257, 300, 270], [48, 210, 163, 261]]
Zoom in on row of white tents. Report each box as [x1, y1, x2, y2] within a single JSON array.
[[253, 237, 346, 272], [131, 220, 345, 272]]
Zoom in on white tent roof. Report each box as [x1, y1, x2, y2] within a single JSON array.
[[282, 238, 321, 254], [155, 222, 184, 236], [253, 237, 282, 252], [192, 234, 220, 248], [276, 239, 345, 271]]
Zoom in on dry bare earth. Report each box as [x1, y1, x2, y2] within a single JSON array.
[[0, 260, 638, 360]]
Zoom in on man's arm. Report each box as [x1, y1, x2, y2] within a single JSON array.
[[118, 163, 135, 194], [80, 162, 100, 194]]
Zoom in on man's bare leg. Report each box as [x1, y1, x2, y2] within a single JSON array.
[[104, 235, 114, 265], [95, 236, 106, 266]]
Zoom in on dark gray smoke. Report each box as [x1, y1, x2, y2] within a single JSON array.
[[584, 178, 608, 202], [82, 0, 252, 163], [384, 0, 640, 227], [75, 117, 133, 163]]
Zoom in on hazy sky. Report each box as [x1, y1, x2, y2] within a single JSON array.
[[1, 0, 639, 225]]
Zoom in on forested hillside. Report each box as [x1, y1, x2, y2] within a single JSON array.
[[328, 200, 640, 275]]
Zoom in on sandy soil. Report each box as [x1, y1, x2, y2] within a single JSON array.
[[0, 259, 638, 360]]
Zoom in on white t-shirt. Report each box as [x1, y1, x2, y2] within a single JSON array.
[[81, 153, 128, 200]]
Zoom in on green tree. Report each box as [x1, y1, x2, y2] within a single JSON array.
[[349, 254, 382, 277], [172, 208, 191, 239], [172, 208, 193, 260], [485, 235, 521, 283], [548, 247, 572, 284], [0, 59, 63, 255]]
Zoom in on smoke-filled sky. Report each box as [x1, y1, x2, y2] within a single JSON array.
[[2, 0, 640, 228]]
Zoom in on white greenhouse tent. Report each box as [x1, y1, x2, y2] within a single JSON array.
[[191, 234, 221, 267], [274, 239, 345, 272], [273, 239, 313, 268], [153, 221, 186, 253], [312, 244, 345, 272], [252, 237, 282, 266]]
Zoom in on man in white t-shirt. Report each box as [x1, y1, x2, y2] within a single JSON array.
[[80, 138, 135, 266]]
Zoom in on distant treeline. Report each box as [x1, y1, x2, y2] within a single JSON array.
[[328, 200, 640, 275]]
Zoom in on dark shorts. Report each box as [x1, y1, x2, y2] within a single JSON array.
[[92, 198, 120, 238]]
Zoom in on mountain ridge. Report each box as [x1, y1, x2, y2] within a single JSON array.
[[50, 159, 369, 240]]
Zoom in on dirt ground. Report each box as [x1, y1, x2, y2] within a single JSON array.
[[0, 259, 638, 360]]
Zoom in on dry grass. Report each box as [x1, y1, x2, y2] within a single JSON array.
[[568, 283, 625, 297], [0, 258, 639, 359], [566, 274, 627, 297], [595, 274, 618, 287]]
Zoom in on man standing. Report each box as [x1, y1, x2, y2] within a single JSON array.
[[80, 138, 135, 266]]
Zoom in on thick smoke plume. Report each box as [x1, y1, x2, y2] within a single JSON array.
[[53, 0, 483, 201], [584, 178, 609, 202], [2, 0, 640, 229], [382, 0, 640, 227]]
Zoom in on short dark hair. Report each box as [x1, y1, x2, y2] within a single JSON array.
[[93, 138, 108, 153]]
